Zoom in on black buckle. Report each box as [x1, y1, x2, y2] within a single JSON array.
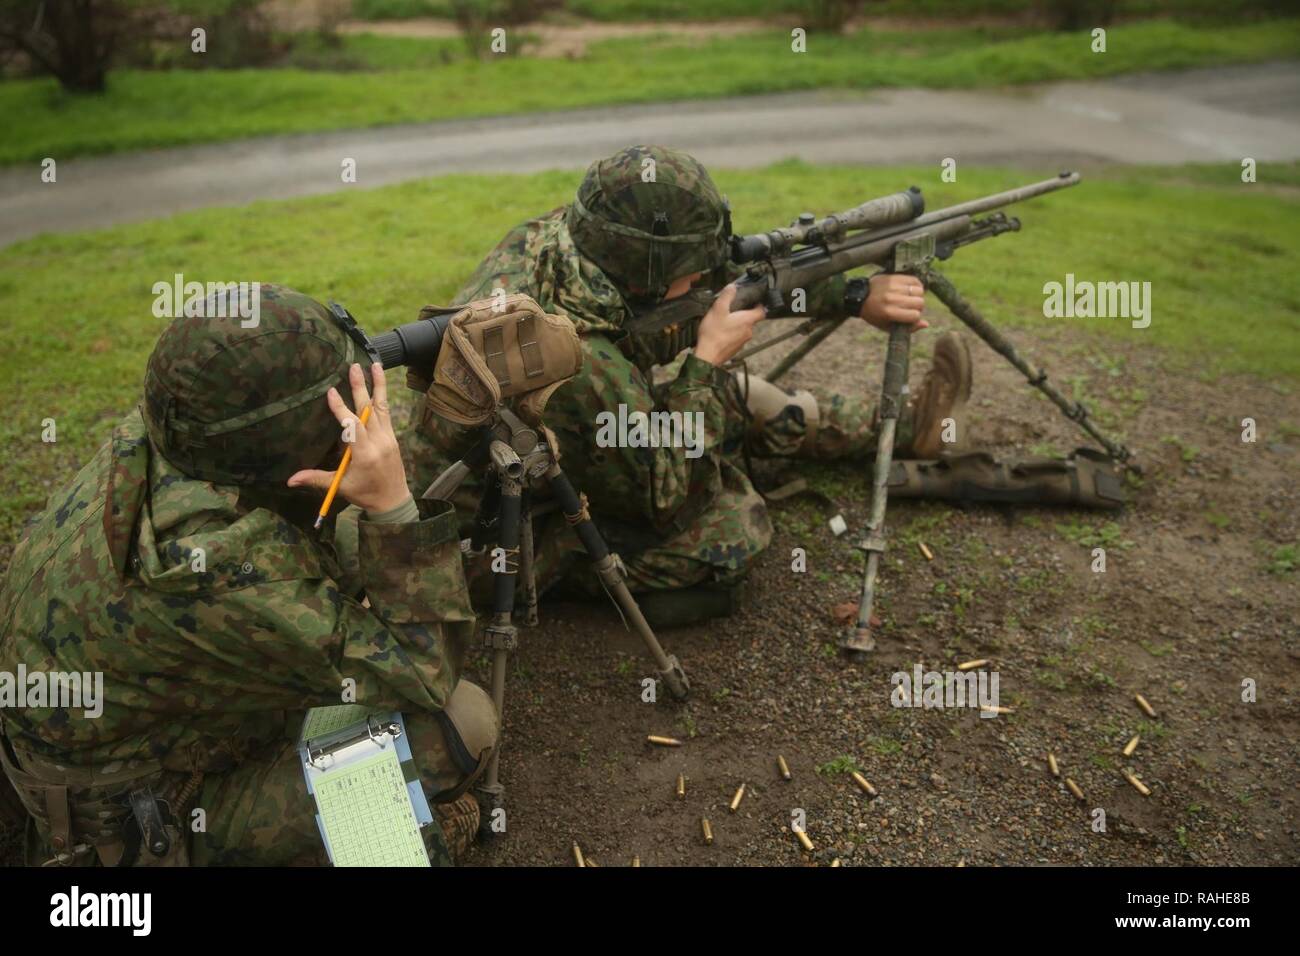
[[128, 787, 172, 860], [328, 300, 381, 366]]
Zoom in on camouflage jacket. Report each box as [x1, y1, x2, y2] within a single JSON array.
[[411, 207, 848, 543], [0, 409, 474, 775]]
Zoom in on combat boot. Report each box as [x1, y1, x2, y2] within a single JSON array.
[[901, 331, 973, 458], [436, 792, 481, 863]]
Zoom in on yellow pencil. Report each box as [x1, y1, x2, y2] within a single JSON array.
[[314, 403, 372, 529]]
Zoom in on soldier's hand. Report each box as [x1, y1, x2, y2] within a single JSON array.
[[862, 273, 929, 333], [695, 284, 767, 366], [287, 362, 413, 515]]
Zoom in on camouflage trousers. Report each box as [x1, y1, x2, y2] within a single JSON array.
[[577, 375, 909, 593], [193, 697, 492, 867], [4, 696, 492, 867]]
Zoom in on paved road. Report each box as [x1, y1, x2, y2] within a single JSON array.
[[2, 62, 1297, 247]]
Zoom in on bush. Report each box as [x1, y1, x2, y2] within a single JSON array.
[[1039, 0, 1118, 31], [448, 0, 556, 56], [799, 0, 865, 33]]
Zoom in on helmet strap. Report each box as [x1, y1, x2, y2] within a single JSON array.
[[647, 210, 670, 296]]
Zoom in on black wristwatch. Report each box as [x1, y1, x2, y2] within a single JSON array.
[[843, 276, 870, 318]]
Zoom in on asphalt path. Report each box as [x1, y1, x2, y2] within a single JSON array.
[[2, 62, 1297, 247]]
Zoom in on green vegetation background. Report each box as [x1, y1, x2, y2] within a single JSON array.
[[3, 19, 1298, 163], [2, 161, 1297, 554]]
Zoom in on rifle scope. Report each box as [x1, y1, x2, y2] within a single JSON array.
[[730, 187, 924, 264]]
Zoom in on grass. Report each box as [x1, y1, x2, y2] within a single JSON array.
[[2, 18, 1299, 164], [1, 160, 1298, 558], [815, 754, 863, 775], [1054, 519, 1134, 550], [350, 0, 1293, 23], [1266, 544, 1297, 575]]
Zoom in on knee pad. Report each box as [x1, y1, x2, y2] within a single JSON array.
[[430, 680, 499, 802], [733, 372, 819, 445]]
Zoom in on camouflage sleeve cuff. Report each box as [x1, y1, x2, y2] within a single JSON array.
[[805, 273, 850, 321], [678, 351, 732, 391], [365, 495, 419, 525], [357, 499, 470, 625]]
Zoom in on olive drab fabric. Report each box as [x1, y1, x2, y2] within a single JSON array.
[[0, 285, 492, 866], [404, 148, 891, 594]]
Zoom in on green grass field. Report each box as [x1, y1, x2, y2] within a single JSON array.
[[2, 161, 1297, 554], [2, 19, 1298, 164], [349, 0, 1286, 22]]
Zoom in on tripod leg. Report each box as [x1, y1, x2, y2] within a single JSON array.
[[477, 457, 523, 834], [518, 493, 539, 628], [842, 320, 911, 658], [766, 315, 850, 384], [925, 269, 1138, 472], [544, 463, 690, 701]]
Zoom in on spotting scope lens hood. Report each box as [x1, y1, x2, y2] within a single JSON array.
[[368, 313, 456, 370], [328, 300, 455, 372]]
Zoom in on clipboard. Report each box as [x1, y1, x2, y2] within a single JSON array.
[[299, 708, 435, 867]]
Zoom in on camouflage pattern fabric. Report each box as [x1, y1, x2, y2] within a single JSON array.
[[565, 145, 730, 300], [143, 284, 364, 488], [191, 709, 475, 866], [0, 287, 484, 866], [404, 204, 884, 594]]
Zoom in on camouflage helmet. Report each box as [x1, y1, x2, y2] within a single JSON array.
[[143, 284, 367, 487], [566, 145, 731, 301]]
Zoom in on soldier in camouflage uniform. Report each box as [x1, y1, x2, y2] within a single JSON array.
[[406, 146, 972, 622], [0, 285, 497, 866]]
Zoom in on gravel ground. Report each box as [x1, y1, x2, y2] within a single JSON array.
[[2, 304, 1295, 868], [457, 311, 1299, 868]]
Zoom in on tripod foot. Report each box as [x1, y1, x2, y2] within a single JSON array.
[[660, 655, 690, 700], [840, 626, 876, 660]]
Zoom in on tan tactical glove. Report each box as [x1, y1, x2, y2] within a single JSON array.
[[408, 293, 582, 426]]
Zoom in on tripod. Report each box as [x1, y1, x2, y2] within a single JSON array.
[[422, 407, 689, 819], [742, 265, 1139, 656]]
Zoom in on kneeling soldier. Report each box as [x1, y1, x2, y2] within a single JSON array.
[[0, 285, 496, 866]]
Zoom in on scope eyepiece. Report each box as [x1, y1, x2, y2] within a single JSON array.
[[730, 234, 769, 265], [367, 312, 456, 370]]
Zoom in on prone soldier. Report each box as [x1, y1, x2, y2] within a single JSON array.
[[405, 145, 974, 626]]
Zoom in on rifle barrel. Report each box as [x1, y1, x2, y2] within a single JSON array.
[[867, 172, 1080, 244]]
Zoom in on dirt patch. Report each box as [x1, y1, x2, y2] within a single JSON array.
[[457, 313, 1299, 867], [2, 308, 1295, 868], [335, 17, 774, 58]]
